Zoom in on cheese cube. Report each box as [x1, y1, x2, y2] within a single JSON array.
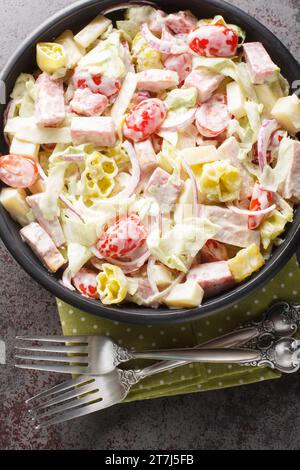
[[174, 179, 196, 224], [271, 95, 300, 134], [164, 280, 204, 308], [74, 15, 112, 49], [56, 30, 85, 69], [228, 244, 265, 282], [180, 145, 218, 177], [254, 84, 279, 118], [10, 137, 39, 161], [153, 265, 174, 289], [0, 188, 34, 226], [226, 82, 246, 119]]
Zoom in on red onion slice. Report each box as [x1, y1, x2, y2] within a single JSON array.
[[61, 154, 86, 162], [61, 268, 75, 291], [59, 195, 85, 222], [257, 119, 280, 173], [181, 157, 199, 209], [227, 202, 276, 216], [106, 248, 151, 274], [160, 108, 197, 132], [141, 23, 188, 55]]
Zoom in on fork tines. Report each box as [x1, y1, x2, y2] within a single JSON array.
[[15, 336, 90, 375], [27, 375, 103, 429]]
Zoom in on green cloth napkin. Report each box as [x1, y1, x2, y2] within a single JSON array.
[[57, 256, 300, 402]]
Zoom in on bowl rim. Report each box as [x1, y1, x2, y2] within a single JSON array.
[[0, 0, 300, 325]]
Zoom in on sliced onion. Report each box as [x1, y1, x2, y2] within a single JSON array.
[[59, 194, 85, 222], [3, 99, 19, 146], [90, 245, 105, 260], [61, 268, 75, 291], [106, 247, 151, 274], [90, 257, 104, 271], [107, 140, 141, 202], [61, 154, 86, 162], [147, 256, 159, 294], [141, 23, 188, 55], [227, 202, 277, 216], [257, 119, 280, 173], [36, 160, 48, 182], [160, 108, 197, 132], [182, 157, 199, 208]]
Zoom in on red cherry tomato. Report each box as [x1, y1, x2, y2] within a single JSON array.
[[0, 155, 38, 188], [73, 268, 99, 299], [97, 214, 147, 259], [195, 94, 231, 138], [189, 25, 238, 58], [248, 182, 273, 230], [123, 99, 167, 142]]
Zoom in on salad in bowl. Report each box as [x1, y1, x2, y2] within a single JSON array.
[[1, 5, 300, 310]]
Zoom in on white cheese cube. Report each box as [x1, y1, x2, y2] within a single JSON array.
[[164, 280, 204, 309], [0, 188, 34, 226], [226, 82, 246, 119], [153, 265, 174, 289], [255, 84, 279, 117], [271, 95, 300, 134], [74, 15, 112, 49], [180, 145, 218, 177], [174, 179, 196, 224], [56, 30, 85, 69], [10, 137, 39, 161]]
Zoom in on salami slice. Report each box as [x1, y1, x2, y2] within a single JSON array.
[[0, 155, 38, 189], [73, 268, 99, 299], [195, 94, 231, 138], [123, 98, 167, 142]]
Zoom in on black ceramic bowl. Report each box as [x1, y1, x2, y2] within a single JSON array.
[[0, 0, 299, 324]]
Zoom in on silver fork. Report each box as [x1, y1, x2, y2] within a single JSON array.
[[27, 336, 300, 428], [15, 301, 300, 375]]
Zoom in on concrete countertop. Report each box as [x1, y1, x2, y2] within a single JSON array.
[[0, 0, 299, 450]]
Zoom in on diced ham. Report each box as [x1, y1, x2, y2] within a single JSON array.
[[136, 69, 179, 92], [281, 140, 300, 202], [217, 137, 254, 199], [149, 10, 167, 34], [70, 88, 108, 116], [144, 167, 182, 213], [243, 42, 278, 85], [200, 240, 228, 263], [165, 11, 197, 34], [127, 278, 158, 308], [188, 261, 235, 297], [35, 73, 66, 127], [184, 69, 224, 104], [26, 194, 65, 248], [134, 139, 158, 183], [71, 117, 117, 147], [163, 53, 192, 83], [201, 205, 261, 248], [20, 223, 65, 273]]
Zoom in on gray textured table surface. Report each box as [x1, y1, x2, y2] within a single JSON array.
[[0, 0, 300, 451]]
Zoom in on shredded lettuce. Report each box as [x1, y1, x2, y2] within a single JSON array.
[[165, 88, 197, 110], [62, 215, 98, 246], [10, 73, 35, 99], [4, 117, 72, 144], [116, 20, 140, 40], [147, 218, 219, 273], [125, 5, 156, 24], [261, 137, 295, 192], [193, 58, 258, 102], [78, 31, 126, 79]]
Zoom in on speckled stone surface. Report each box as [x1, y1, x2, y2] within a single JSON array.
[[0, 0, 300, 451]]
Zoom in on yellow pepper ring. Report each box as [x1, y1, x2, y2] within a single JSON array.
[[97, 264, 128, 305], [37, 42, 67, 73]]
